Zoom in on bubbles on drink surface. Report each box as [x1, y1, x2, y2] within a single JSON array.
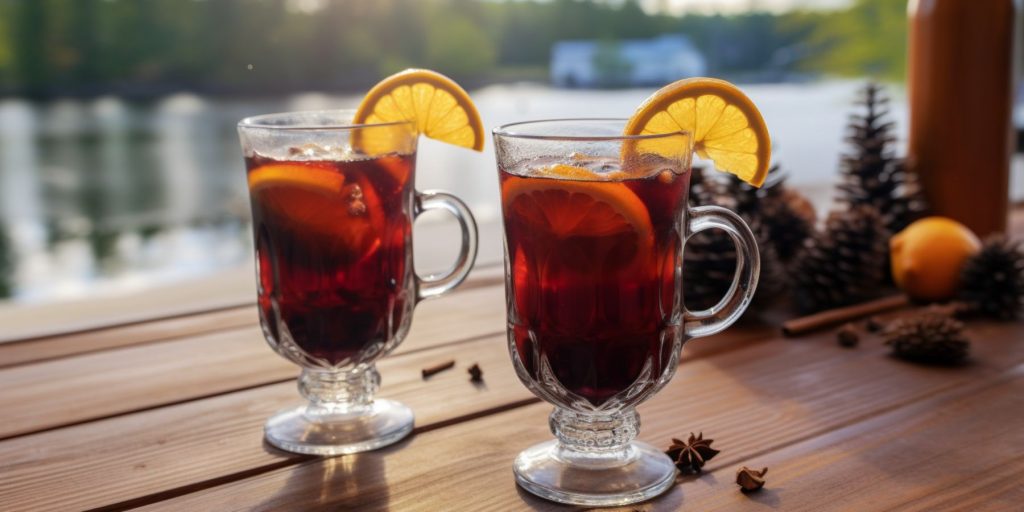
[[510, 153, 686, 182], [286, 143, 357, 161]]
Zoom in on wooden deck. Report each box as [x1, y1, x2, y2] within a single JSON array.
[[1, 248, 1023, 510]]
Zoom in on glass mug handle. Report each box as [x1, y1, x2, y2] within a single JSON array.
[[413, 190, 479, 302], [683, 205, 761, 338]]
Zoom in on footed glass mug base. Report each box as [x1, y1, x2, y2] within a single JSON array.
[[264, 366, 414, 456], [514, 408, 676, 506], [264, 399, 414, 456], [514, 440, 676, 506]]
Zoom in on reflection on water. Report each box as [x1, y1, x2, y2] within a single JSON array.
[[0, 94, 271, 302], [0, 90, 502, 303]]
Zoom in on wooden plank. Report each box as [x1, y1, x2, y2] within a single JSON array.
[[0, 334, 535, 512], [657, 365, 1024, 512], [0, 261, 504, 369], [0, 306, 256, 369], [0, 317, 773, 511], [132, 320, 1024, 511], [0, 283, 507, 440], [0, 266, 255, 344]]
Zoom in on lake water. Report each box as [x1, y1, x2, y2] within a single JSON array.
[[0, 81, 1019, 303]]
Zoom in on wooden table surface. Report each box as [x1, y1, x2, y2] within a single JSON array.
[[2, 253, 1023, 510]]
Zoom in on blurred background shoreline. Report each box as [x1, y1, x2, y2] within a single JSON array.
[[0, 0, 1020, 305]]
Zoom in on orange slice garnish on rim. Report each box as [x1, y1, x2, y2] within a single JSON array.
[[353, 69, 484, 154], [624, 77, 770, 187], [249, 164, 383, 259]]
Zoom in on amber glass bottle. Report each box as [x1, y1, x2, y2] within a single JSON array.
[[907, 0, 1018, 236]]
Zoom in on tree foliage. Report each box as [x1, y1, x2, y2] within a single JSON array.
[[801, 0, 908, 80], [0, 0, 910, 97]]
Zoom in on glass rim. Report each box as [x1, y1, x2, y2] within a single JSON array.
[[492, 118, 691, 142], [238, 108, 413, 131]]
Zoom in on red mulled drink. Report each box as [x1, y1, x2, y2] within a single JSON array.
[[246, 152, 415, 366], [500, 158, 689, 406]]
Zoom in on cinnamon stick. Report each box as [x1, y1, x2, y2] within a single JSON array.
[[781, 295, 909, 337], [421, 360, 455, 379]]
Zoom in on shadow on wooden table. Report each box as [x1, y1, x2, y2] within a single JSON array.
[[255, 442, 388, 510], [509, 470, 782, 511]]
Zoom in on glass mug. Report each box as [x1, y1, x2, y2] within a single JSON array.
[[493, 119, 759, 506], [238, 110, 478, 455]]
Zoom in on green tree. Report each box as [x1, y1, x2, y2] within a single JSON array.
[[425, 13, 496, 77], [0, 1, 12, 85], [0, 222, 14, 298], [11, 0, 48, 94], [801, 0, 907, 79]]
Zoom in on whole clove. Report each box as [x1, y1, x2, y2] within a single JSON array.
[[468, 363, 483, 382], [864, 316, 883, 333], [837, 324, 860, 348]]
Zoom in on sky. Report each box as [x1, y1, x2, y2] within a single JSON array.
[[640, 0, 852, 14]]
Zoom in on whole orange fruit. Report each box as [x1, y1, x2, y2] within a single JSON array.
[[890, 217, 981, 301]]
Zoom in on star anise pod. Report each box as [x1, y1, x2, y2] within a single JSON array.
[[736, 466, 768, 492], [665, 432, 720, 473]]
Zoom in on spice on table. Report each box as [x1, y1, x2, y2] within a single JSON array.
[[926, 301, 971, 319], [837, 324, 859, 348], [736, 466, 768, 492], [780, 295, 908, 337], [864, 316, 883, 333], [884, 312, 969, 365], [421, 360, 455, 379], [468, 363, 483, 382], [665, 432, 720, 473]]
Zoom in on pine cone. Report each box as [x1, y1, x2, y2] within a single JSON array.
[[683, 216, 787, 311], [835, 83, 926, 235], [747, 217, 788, 308], [683, 168, 787, 311], [884, 312, 970, 365], [684, 222, 740, 311], [958, 236, 1024, 319], [724, 168, 816, 262], [688, 166, 719, 207], [791, 206, 889, 313]]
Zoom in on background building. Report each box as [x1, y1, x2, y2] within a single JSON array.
[[551, 35, 706, 88]]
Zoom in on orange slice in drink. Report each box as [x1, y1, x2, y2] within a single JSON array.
[[353, 69, 484, 154], [503, 165, 653, 269], [624, 77, 770, 187], [249, 164, 383, 259]]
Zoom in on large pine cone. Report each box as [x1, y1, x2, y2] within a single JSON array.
[[958, 236, 1024, 319], [683, 168, 789, 311], [725, 169, 815, 262], [682, 216, 787, 311], [790, 206, 889, 313], [835, 83, 926, 234]]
